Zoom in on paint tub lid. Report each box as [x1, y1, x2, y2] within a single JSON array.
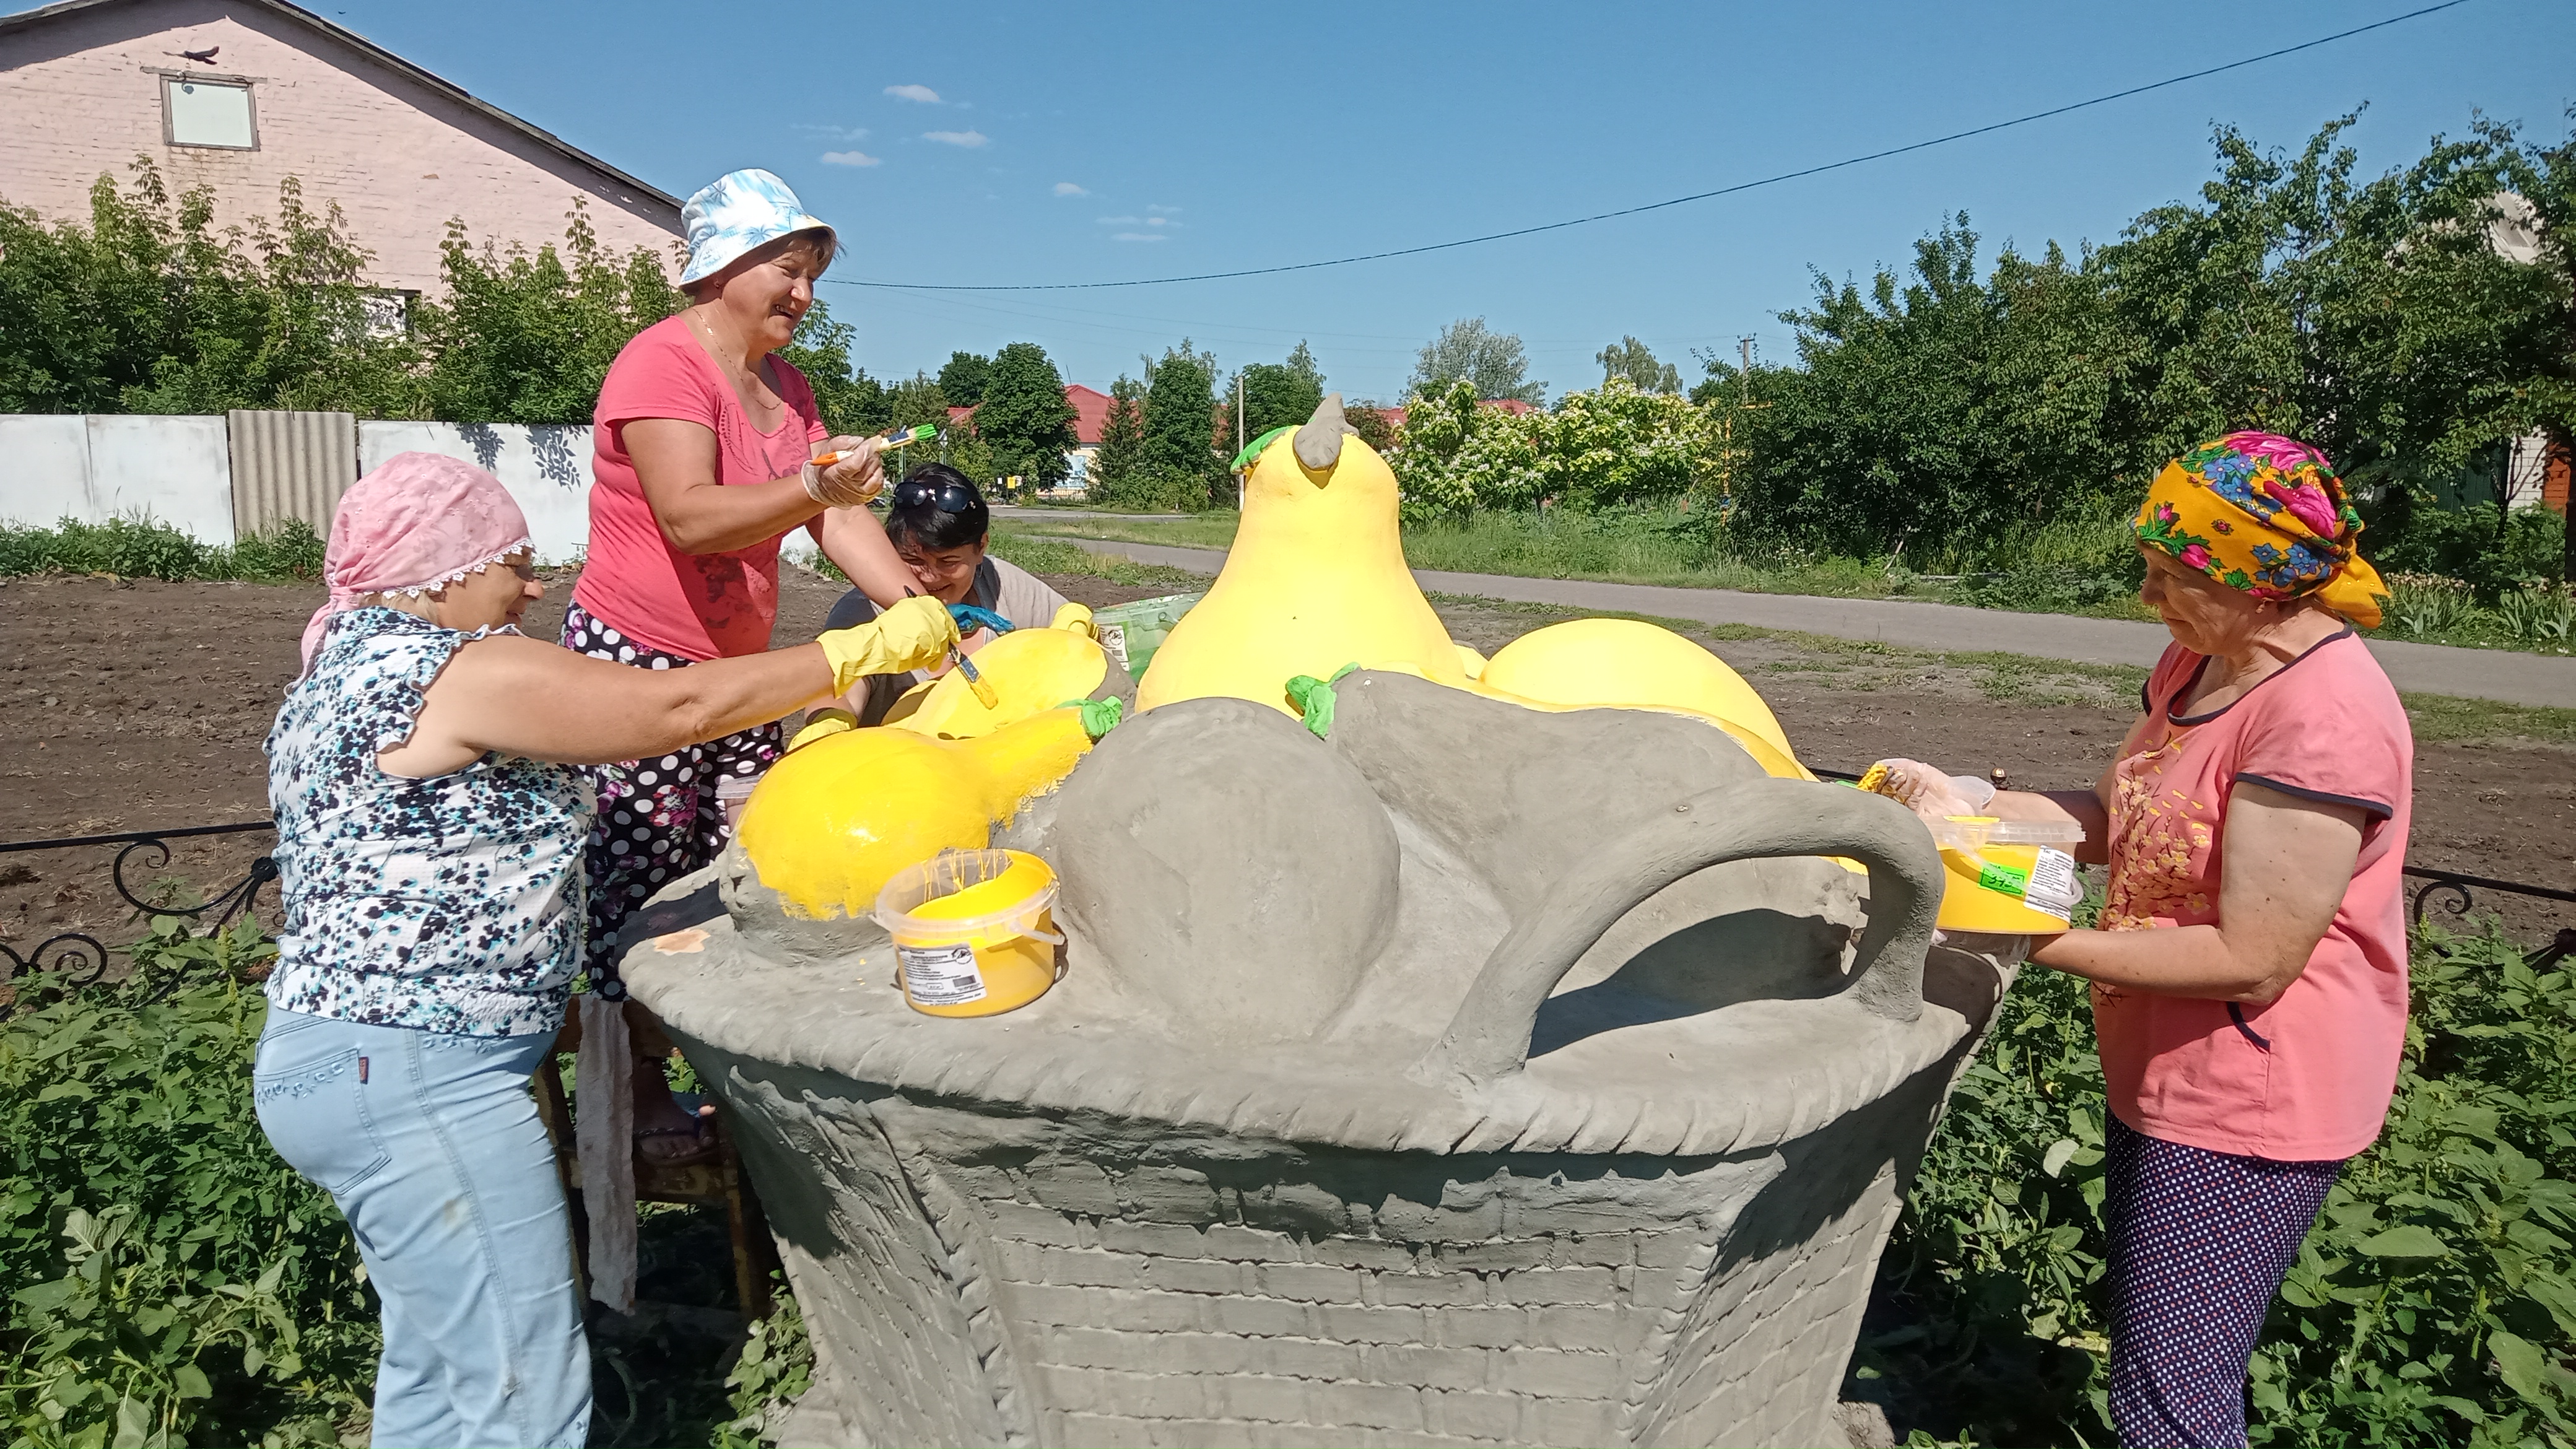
[[1928, 815, 2085, 850]]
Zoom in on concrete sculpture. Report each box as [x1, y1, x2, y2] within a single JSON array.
[[618, 396, 2022, 1447]]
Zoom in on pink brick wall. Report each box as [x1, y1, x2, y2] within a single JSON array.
[[0, 0, 681, 295]]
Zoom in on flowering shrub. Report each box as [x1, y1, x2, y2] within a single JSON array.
[[1391, 378, 1728, 522]]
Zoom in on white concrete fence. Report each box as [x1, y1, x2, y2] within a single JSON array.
[[0, 411, 606, 562]]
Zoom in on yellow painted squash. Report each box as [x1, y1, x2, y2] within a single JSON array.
[[1476, 618, 1801, 768], [738, 707, 1099, 920], [883, 625, 1110, 740], [1138, 394, 1463, 715]]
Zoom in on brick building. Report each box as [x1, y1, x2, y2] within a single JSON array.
[[0, 0, 681, 302]]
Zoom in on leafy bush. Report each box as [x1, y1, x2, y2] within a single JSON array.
[[2382, 577, 2483, 639], [2369, 500, 2568, 603], [0, 516, 324, 583], [2496, 586, 2576, 645], [2, 916, 380, 1448], [1865, 924, 2576, 1445]]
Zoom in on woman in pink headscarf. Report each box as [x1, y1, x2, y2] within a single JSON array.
[[254, 453, 953, 1449]]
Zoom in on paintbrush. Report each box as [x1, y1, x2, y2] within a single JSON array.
[[908, 587, 999, 708], [810, 423, 938, 469]]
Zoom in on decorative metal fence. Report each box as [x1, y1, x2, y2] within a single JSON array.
[[3, 807, 2572, 1005]]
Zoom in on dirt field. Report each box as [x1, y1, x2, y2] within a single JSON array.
[[5, 570, 2570, 952]]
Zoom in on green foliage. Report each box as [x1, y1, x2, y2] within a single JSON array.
[[2370, 502, 2569, 601], [1596, 335, 1681, 393], [0, 160, 422, 418], [1406, 316, 1545, 406], [1139, 341, 1223, 511], [415, 199, 681, 425], [713, 1285, 813, 1448], [780, 302, 892, 437], [1086, 375, 1152, 507], [3, 917, 380, 1448], [1867, 925, 2576, 1445], [975, 342, 1080, 493], [1224, 343, 1328, 455], [1392, 378, 1723, 519], [0, 516, 324, 582], [935, 351, 991, 408]]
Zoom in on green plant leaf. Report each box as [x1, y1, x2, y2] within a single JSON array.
[[172, 1366, 211, 1401], [2356, 1225, 2452, 1259], [2489, 1331, 2550, 1405], [2042, 1138, 2079, 1177]]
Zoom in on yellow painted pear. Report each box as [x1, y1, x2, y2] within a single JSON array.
[[1137, 394, 1464, 715]]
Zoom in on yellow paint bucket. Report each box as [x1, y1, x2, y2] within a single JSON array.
[[1928, 817, 2085, 934], [873, 849, 1064, 1017]]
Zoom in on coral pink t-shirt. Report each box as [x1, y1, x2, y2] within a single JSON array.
[[575, 316, 829, 661], [2093, 630, 2413, 1162]]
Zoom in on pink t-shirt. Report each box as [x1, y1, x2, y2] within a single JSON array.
[[2093, 630, 2413, 1162], [575, 315, 829, 661]]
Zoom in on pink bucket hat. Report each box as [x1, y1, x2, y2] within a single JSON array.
[[299, 452, 532, 671]]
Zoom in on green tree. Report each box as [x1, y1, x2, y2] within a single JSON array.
[[416, 199, 680, 425], [937, 350, 993, 406], [1596, 336, 1681, 394], [1406, 316, 1545, 406], [1224, 342, 1327, 456], [1087, 375, 1150, 502], [780, 300, 891, 435], [1141, 339, 1223, 510], [886, 372, 952, 431], [977, 341, 1079, 492], [0, 159, 421, 416]]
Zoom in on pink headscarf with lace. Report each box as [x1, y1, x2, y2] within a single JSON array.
[[298, 453, 534, 671]]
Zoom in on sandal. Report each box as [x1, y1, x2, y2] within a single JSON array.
[[635, 1120, 717, 1169]]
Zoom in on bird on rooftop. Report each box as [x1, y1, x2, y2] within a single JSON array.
[[173, 45, 220, 64]]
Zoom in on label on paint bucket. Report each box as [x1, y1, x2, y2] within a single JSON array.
[[1096, 622, 1131, 676], [899, 942, 988, 1006], [2022, 847, 2081, 923]]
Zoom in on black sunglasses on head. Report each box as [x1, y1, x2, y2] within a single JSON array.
[[892, 479, 985, 513]]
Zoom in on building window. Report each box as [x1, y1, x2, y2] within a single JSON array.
[[163, 77, 256, 149], [361, 290, 417, 339]]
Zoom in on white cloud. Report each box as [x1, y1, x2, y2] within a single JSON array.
[[820, 150, 881, 167], [885, 84, 941, 103], [793, 123, 868, 140], [1112, 232, 1167, 243], [923, 129, 988, 148], [1147, 204, 1182, 214], [1145, 216, 1175, 227], [1053, 181, 1088, 196], [1096, 214, 1139, 225]]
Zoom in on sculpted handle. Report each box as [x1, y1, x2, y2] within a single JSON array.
[[1414, 778, 1943, 1085]]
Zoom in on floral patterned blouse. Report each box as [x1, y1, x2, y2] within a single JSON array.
[[263, 608, 594, 1037]]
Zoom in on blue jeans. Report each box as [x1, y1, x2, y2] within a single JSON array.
[[253, 1006, 590, 1449]]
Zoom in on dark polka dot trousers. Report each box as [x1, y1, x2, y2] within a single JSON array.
[[562, 602, 781, 984], [2105, 1114, 2343, 1448]]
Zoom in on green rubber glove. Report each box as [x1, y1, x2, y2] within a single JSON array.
[[818, 595, 959, 695]]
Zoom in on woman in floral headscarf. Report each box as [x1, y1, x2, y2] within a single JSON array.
[[1871, 433, 2408, 1448]]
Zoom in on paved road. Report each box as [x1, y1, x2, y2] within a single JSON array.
[[1030, 534, 2576, 708]]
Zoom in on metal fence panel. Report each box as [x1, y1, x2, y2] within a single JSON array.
[[227, 410, 356, 536]]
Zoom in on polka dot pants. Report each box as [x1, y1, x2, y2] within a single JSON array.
[[562, 603, 781, 983], [2105, 1115, 2342, 1448]]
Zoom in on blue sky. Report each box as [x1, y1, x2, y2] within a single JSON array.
[[146, 2, 2576, 399]]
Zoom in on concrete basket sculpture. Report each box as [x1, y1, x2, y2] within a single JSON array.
[[622, 671, 2020, 1449]]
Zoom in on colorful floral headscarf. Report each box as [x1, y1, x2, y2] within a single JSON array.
[[2132, 431, 2387, 629]]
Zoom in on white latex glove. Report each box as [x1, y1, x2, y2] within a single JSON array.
[[801, 435, 885, 507], [1867, 757, 1998, 822]]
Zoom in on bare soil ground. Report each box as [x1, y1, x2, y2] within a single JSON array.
[[5, 572, 2569, 954]]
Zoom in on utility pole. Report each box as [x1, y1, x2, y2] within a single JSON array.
[[1738, 336, 1755, 406]]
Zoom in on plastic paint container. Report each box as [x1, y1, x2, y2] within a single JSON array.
[[874, 849, 1064, 1017], [1090, 593, 1204, 681], [1928, 816, 2086, 934]]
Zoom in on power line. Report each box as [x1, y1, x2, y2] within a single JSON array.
[[823, 0, 2473, 295]]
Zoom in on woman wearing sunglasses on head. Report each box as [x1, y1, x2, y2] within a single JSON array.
[[568, 168, 923, 1162], [820, 463, 1075, 723]]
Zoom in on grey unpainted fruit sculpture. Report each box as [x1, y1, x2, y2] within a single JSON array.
[[625, 670, 2021, 1448]]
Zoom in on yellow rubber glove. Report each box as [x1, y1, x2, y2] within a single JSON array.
[[1050, 601, 1095, 638], [817, 594, 959, 695], [786, 708, 857, 754]]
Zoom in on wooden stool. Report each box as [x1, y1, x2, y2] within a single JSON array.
[[531, 1023, 779, 1321]]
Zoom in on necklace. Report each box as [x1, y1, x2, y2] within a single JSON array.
[[688, 307, 781, 422]]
